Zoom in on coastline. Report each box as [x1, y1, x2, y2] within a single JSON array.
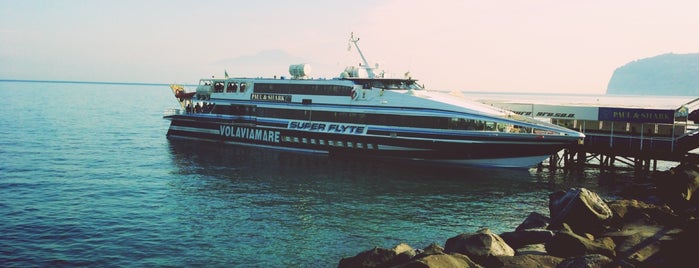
[[339, 163, 699, 267]]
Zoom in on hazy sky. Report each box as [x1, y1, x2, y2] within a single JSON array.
[[1, 0, 698, 94]]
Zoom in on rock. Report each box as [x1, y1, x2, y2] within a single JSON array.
[[606, 199, 679, 228], [662, 218, 699, 267], [655, 163, 699, 214], [515, 244, 548, 256], [499, 229, 555, 249], [444, 228, 514, 264], [615, 182, 659, 203], [544, 229, 616, 258], [338, 243, 415, 268], [515, 212, 550, 231], [412, 243, 444, 260], [396, 253, 481, 268], [339, 167, 699, 267], [556, 254, 615, 268], [549, 188, 613, 235], [604, 224, 682, 267], [487, 254, 563, 268]]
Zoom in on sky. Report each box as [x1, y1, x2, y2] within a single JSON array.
[[1, 0, 698, 94]]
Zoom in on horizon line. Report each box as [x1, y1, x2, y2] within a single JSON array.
[[0, 79, 177, 87]]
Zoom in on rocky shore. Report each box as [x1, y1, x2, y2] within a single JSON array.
[[338, 163, 699, 268]]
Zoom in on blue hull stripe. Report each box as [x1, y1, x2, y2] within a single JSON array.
[[169, 115, 574, 143]]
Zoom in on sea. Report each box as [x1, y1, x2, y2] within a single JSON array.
[[0, 81, 682, 267]]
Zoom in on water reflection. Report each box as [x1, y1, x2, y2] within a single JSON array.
[[166, 139, 548, 191], [167, 139, 621, 191], [164, 139, 627, 266], [164, 139, 625, 219]]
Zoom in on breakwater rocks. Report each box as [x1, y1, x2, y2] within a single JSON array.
[[338, 163, 699, 268]]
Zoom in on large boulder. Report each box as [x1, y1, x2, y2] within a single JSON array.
[[395, 253, 482, 268], [549, 188, 613, 235], [412, 243, 444, 260], [499, 229, 555, 250], [515, 244, 548, 256], [444, 228, 514, 264], [501, 211, 555, 251], [486, 254, 563, 268], [338, 243, 415, 268], [515, 212, 550, 231], [545, 227, 616, 258], [603, 224, 682, 267], [606, 199, 678, 228], [557, 254, 615, 268], [655, 163, 699, 214]]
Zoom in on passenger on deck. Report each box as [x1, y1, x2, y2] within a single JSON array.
[[230, 82, 238, 93], [204, 103, 215, 113], [195, 103, 202, 113], [186, 103, 193, 114]]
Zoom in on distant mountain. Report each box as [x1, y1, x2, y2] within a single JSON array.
[[606, 53, 699, 96]]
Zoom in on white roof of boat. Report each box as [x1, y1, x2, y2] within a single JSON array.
[[453, 91, 698, 110]]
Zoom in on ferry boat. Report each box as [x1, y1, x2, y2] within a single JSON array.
[[164, 34, 585, 168]]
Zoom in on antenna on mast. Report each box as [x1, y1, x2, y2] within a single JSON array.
[[348, 32, 376, 78]]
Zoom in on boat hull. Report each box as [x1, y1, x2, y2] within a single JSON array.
[[166, 115, 575, 168]]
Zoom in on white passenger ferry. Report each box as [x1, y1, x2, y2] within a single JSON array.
[[164, 34, 584, 168]]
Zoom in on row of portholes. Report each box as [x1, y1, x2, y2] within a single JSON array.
[[281, 136, 376, 150]]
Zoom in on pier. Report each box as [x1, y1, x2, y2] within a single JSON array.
[[467, 93, 699, 171]]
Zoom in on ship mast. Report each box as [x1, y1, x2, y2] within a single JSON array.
[[348, 32, 376, 78]]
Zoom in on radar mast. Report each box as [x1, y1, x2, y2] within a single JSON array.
[[348, 32, 376, 78]]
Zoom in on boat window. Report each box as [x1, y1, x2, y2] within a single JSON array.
[[240, 82, 247, 92], [213, 82, 225, 93], [254, 83, 353, 96], [227, 82, 238, 93], [484, 122, 499, 131], [448, 118, 466, 130], [507, 125, 532, 133], [371, 81, 385, 88], [250, 107, 532, 132], [355, 79, 423, 90], [445, 116, 478, 129]]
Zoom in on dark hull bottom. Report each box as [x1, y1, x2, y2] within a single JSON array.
[[166, 120, 573, 168]]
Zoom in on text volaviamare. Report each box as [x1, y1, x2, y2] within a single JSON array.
[[218, 122, 366, 143], [219, 125, 281, 143]]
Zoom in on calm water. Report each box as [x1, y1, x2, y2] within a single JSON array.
[[0, 82, 668, 267]]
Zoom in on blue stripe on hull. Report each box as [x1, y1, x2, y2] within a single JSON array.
[[168, 115, 576, 143]]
